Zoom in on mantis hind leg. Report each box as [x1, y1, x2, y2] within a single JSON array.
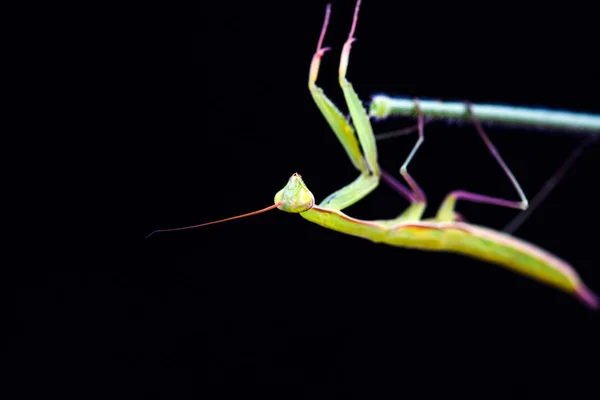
[[435, 101, 529, 222]]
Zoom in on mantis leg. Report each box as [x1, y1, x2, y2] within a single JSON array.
[[503, 136, 595, 233], [320, 1, 427, 219], [308, 4, 366, 176], [337, 0, 378, 177], [435, 102, 529, 222], [308, 3, 377, 211], [309, 1, 417, 212], [378, 99, 431, 222], [396, 98, 427, 203], [309, 1, 424, 221], [380, 168, 426, 222], [339, 0, 425, 212]]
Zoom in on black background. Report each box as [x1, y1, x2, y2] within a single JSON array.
[[16, 1, 600, 398]]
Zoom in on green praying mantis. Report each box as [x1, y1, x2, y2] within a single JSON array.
[[151, 1, 599, 309]]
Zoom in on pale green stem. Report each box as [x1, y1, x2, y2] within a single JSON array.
[[370, 95, 600, 134]]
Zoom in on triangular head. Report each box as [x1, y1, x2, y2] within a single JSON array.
[[274, 173, 315, 213]]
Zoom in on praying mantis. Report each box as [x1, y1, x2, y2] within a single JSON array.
[[152, 1, 599, 309]]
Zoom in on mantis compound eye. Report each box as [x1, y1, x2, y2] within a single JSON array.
[[274, 173, 315, 213]]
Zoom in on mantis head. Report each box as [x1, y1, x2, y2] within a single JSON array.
[[274, 173, 315, 213], [146, 173, 314, 238]]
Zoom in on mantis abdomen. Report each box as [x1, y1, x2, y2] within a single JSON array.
[[435, 224, 595, 307], [302, 206, 598, 309]]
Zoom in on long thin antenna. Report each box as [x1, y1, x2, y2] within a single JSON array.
[[146, 202, 283, 238], [504, 137, 596, 234]]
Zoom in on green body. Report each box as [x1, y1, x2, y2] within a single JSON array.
[[274, 1, 598, 309], [301, 206, 579, 297]]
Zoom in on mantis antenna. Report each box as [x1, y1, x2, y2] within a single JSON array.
[[145, 202, 283, 238]]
